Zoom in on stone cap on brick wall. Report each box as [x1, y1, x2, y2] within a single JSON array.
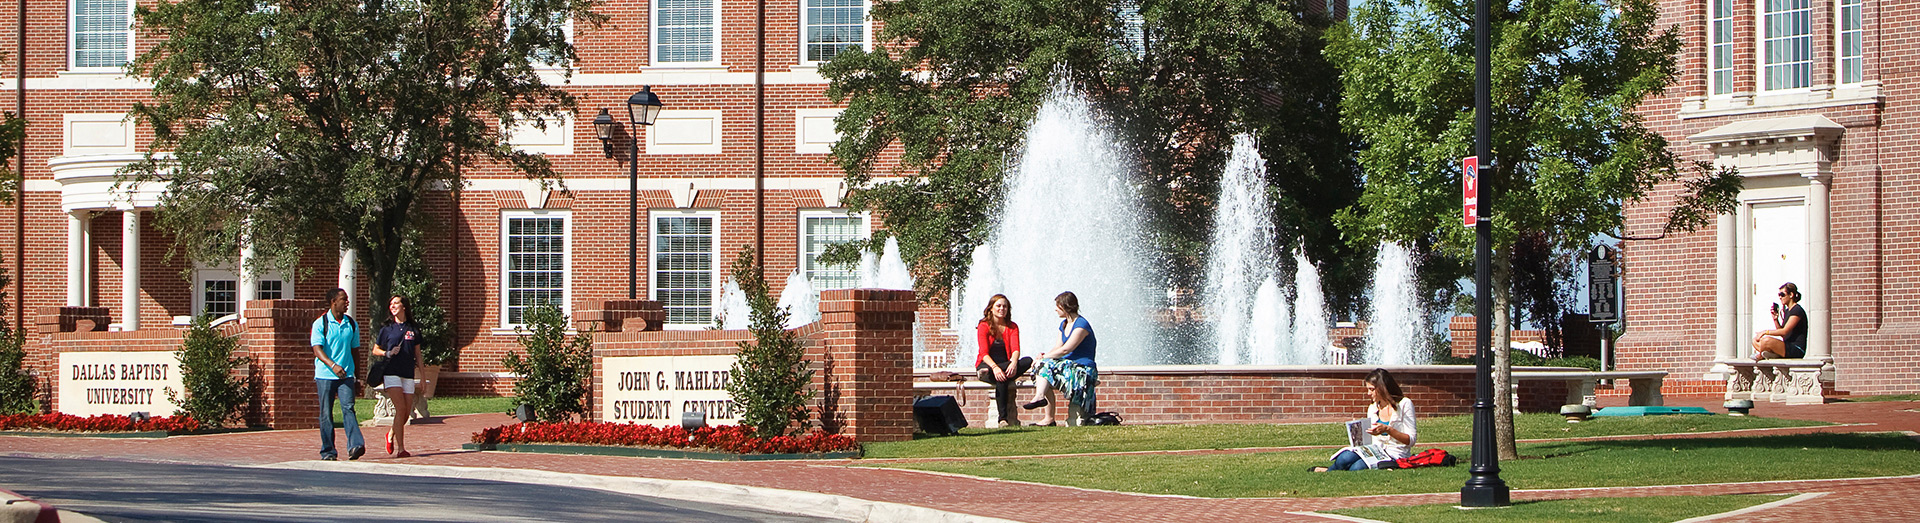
[[575, 299, 665, 333], [36, 306, 110, 334]]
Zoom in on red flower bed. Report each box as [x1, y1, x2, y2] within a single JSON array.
[[472, 422, 860, 455], [0, 413, 199, 433]]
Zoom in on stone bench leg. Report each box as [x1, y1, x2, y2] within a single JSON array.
[[1725, 366, 1756, 400], [1627, 378, 1664, 407], [1552, 379, 1597, 408], [1782, 367, 1826, 405]]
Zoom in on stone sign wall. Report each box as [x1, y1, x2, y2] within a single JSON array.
[[57, 350, 184, 417]]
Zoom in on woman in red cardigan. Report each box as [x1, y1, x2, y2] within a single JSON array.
[[977, 294, 1035, 427]]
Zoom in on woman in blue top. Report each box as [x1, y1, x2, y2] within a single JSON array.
[[1021, 291, 1097, 426]]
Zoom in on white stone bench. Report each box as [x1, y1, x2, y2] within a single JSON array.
[[1724, 359, 1827, 405], [1513, 370, 1668, 408]]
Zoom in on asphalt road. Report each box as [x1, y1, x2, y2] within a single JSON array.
[[0, 456, 832, 522]]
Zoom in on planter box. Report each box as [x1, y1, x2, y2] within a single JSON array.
[[461, 442, 861, 461]]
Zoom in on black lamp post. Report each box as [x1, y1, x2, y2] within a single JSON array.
[[1460, 0, 1511, 507], [621, 87, 664, 300]]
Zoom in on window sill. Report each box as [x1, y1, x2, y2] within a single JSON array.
[[1681, 81, 1882, 120]]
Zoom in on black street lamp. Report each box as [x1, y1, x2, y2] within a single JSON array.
[[1461, 0, 1511, 507], [591, 108, 617, 159], [620, 87, 664, 300]]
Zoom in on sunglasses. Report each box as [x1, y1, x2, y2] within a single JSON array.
[[1777, 292, 1789, 297]]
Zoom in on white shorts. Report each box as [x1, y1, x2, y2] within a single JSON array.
[[382, 375, 417, 395]]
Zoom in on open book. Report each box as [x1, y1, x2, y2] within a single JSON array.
[[1340, 419, 1392, 468]]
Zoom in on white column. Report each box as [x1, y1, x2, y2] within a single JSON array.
[[66, 210, 90, 307], [1805, 175, 1832, 368], [120, 210, 141, 331], [338, 247, 356, 312], [1710, 213, 1738, 378], [1735, 204, 1753, 343], [237, 240, 258, 320]]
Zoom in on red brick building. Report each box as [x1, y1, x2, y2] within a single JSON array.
[[0, 0, 961, 396], [1624, 0, 1915, 396]]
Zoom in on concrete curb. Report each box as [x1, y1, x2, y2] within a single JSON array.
[[258, 460, 1021, 523]]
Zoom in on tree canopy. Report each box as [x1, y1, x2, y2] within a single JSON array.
[[822, 0, 1364, 311], [125, 0, 598, 324]]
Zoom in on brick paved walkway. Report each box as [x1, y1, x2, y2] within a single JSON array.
[[5, 395, 1920, 522]]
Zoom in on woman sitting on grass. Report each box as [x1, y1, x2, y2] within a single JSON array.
[[1313, 368, 1417, 472]]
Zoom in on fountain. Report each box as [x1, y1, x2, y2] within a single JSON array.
[[1365, 241, 1424, 365], [776, 270, 820, 329], [953, 83, 1160, 366], [1204, 135, 1276, 365], [1290, 245, 1332, 364]]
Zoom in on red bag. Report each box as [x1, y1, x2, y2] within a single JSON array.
[[1385, 448, 1457, 469]]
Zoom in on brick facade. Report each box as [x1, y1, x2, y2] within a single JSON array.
[[1624, 0, 1919, 395]]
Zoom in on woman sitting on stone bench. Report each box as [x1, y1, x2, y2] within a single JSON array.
[[1022, 291, 1096, 426], [1752, 282, 1808, 361], [976, 294, 1034, 428]]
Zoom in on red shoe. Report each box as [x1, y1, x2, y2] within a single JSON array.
[[386, 432, 394, 454]]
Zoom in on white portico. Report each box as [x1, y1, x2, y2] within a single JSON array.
[[1689, 115, 1839, 381]]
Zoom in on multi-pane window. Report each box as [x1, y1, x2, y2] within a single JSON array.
[[202, 280, 237, 318], [802, 0, 864, 63], [654, 0, 717, 64], [1839, 0, 1863, 84], [505, 214, 568, 325], [72, 0, 131, 69], [1116, 2, 1146, 57], [653, 213, 718, 327], [508, 7, 572, 66], [802, 213, 864, 290], [1710, 0, 1734, 95], [257, 280, 284, 300], [1762, 0, 1812, 91]]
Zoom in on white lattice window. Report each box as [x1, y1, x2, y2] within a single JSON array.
[[502, 212, 571, 326], [651, 211, 719, 328], [193, 268, 289, 318], [653, 0, 719, 65], [800, 211, 867, 290], [1709, 0, 1735, 95], [1762, 0, 1812, 91], [1838, 0, 1863, 84], [70, 0, 132, 70], [801, 0, 867, 64]]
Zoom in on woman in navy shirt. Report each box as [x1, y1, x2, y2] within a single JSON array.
[[375, 295, 423, 457]]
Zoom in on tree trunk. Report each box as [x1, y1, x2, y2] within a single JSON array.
[[1492, 252, 1518, 461]]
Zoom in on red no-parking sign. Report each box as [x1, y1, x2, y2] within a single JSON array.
[[1463, 156, 1478, 227]]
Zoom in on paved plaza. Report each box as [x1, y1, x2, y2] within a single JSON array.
[[5, 396, 1919, 522]]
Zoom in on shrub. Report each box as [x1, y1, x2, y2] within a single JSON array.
[[0, 330, 33, 415], [166, 315, 254, 428], [502, 304, 592, 422], [394, 229, 457, 366], [723, 248, 814, 438]]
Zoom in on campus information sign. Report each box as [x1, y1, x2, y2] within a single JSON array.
[[57, 351, 186, 417], [600, 355, 740, 427], [1588, 245, 1621, 324]]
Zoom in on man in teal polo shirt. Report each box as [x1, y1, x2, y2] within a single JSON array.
[[312, 288, 364, 460]]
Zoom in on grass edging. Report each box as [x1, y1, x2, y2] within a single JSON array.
[[462, 442, 861, 461]]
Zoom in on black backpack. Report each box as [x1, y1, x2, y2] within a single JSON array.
[[1086, 411, 1122, 426]]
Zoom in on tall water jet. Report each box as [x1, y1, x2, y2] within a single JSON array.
[[717, 278, 750, 330], [862, 237, 915, 290], [957, 83, 1159, 365], [1291, 245, 1331, 364], [1245, 276, 1291, 365], [776, 270, 821, 328], [1365, 241, 1424, 365], [1203, 134, 1275, 365]]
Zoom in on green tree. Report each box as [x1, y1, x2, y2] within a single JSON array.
[[724, 247, 815, 438], [124, 0, 600, 325], [166, 316, 254, 428], [821, 0, 1365, 310], [501, 304, 592, 423], [392, 228, 456, 366], [1325, 0, 1740, 459], [0, 50, 25, 415]]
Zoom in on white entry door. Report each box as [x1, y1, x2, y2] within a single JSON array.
[[1749, 201, 1806, 333]]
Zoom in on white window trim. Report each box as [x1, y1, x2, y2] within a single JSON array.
[[67, 0, 135, 73], [190, 265, 291, 318], [1756, 0, 1814, 94], [797, 0, 872, 66], [497, 210, 573, 331], [798, 209, 870, 291], [649, 209, 722, 330], [1835, 0, 1864, 85], [650, 0, 724, 68]]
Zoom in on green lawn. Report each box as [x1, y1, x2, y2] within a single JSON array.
[[1839, 394, 1920, 403], [352, 395, 515, 423], [863, 432, 1918, 498], [1325, 495, 1789, 523], [861, 413, 1827, 459]]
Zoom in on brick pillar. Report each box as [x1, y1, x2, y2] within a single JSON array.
[[817, 289, 917, 442], [242, 299, 326, 428], [574, 299, 665, 333]]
